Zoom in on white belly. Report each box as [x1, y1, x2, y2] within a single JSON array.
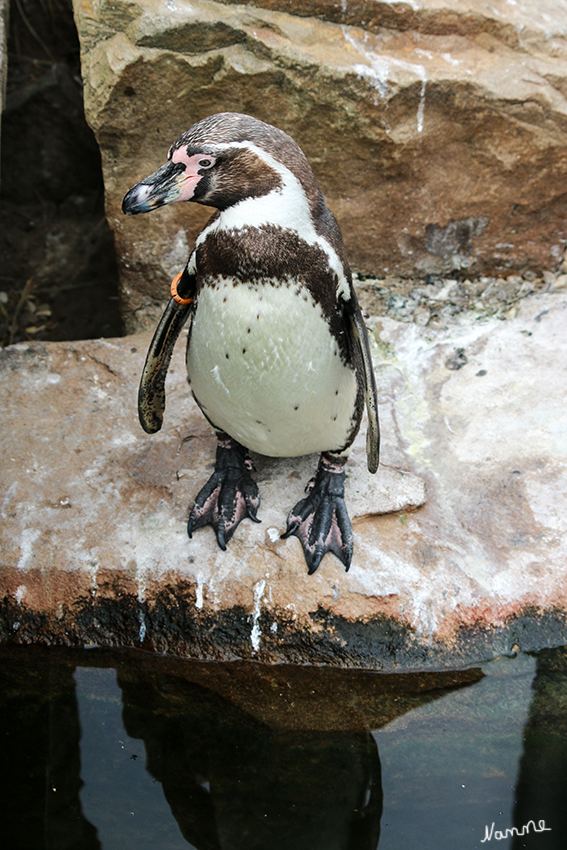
[[186, 279, 358, 457]]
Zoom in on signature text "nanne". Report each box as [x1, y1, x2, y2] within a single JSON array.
[[481, 820, 552, 842]]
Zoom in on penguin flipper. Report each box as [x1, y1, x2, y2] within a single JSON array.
[[282, 453, 353, 575], [345, 298, 380, 474], [187, 436, 261, 550], [138, 270, 195, 434]]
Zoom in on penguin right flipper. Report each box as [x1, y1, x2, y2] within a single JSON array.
[[187, 435, 261, 550], [345, 296, 380, 474], [138, 269, 195, 434]]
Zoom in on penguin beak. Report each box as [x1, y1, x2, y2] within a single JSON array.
[[122, 161, 187, 215]]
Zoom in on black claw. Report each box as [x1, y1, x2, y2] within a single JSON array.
[[216, 526, 227, 551], [187, 437, 260, 549], [283, 453, 354, 574], [280, 520, 299, 539]]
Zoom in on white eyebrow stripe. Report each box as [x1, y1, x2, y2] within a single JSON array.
[[195, 141, 351, 301]]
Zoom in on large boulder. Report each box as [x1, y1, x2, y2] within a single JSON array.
[[73, 0, 567, 330], [1, 292, 567, 669]]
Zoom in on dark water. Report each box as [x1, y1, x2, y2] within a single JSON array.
[[1, 645, 566, 850]]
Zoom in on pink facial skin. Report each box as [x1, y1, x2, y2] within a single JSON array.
[[170, 149, 217, 201]]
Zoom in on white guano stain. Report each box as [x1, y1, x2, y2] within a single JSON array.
[[416, 77, 426, 133], [1, 482, 17, 518], [251, 579, 266, 652], [138, 610, 147, 643], [195, 573, 204, 609], [442, 52, 461, 67], [285, 602, 298, 620], [17, 528, 41, 570], [343, 28, 427, 133], [136, 566, 147, 603], [111, 432, 137, 447]]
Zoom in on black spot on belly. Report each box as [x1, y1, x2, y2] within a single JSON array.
[[242, 348, 246, 354], [225, 353, 229, 359], [294, 405, 299, 411]]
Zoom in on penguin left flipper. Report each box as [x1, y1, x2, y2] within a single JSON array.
[[344, 295, 380, 474], [138, 269, 195, 434], [282, 453, 354, 575], [187, 436, 261, 550]]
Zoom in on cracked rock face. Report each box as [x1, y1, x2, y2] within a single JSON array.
[[73, 0, 567, 330], [1, 292, 566, 670]]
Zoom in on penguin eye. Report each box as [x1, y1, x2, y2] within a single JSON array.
[[198, 159, 213, 169]]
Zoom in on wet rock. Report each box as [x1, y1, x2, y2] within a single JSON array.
[[72, 0, 567, 330], [1, 292, 566, 669]]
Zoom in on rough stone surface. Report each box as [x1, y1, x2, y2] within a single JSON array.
[[1, 291, 566, 669], [73, 0, 567, 330]]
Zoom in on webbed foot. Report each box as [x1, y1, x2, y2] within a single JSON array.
[[281, 452, 353, 575], [187, 436, 260, 550]]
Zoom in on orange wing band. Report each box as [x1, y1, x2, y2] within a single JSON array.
[[171, 271, 193, 305]]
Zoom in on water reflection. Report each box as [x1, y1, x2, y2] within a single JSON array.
[[512, 648, 567, 850], [118, 673, 382, 850], [373, 653, 538, 849], [0, 652, 100, 849], [1, 646, 566, 849]]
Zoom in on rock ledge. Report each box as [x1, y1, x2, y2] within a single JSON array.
[[1, 293, 566, 670]]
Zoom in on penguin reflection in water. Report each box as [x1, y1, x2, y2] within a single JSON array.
[[123, 113, 379, 574]]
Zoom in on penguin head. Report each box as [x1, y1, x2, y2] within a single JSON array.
[[122, 112, 321, 216], [121, 150, 218, 215]]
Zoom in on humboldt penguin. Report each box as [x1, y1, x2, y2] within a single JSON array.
[[122, 113, 379, 574]]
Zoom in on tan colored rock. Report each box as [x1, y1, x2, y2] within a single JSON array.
[[0, 321, 426, 663], [1, 292, 566, 668], [73, 0, 567, 330]]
